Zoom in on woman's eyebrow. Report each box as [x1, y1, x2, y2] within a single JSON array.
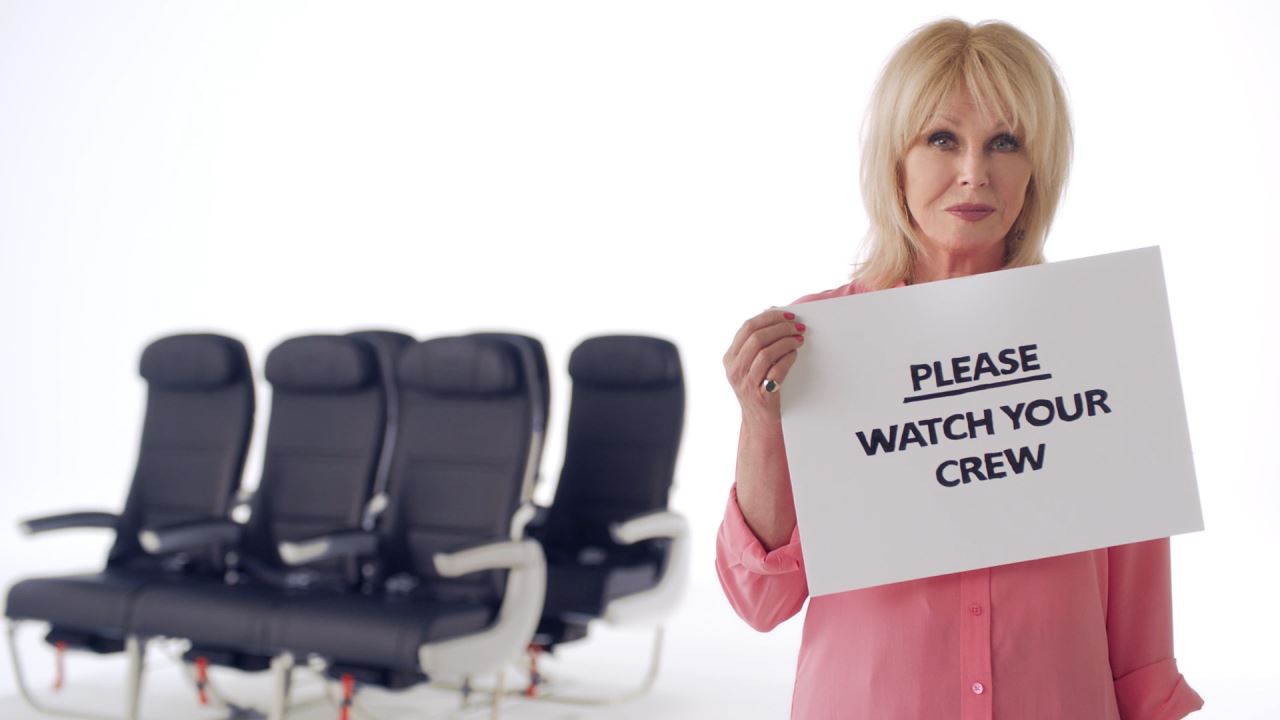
[[933, 114, 1016, 133]]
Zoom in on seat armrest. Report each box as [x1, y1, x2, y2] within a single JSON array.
[[433, 539, 543, 578], [518, 503, 551, 540], [20, 512, 119, 535], [528, 504, 551, 527], [609, 510, 689, 545], [229, 489, 256, 523], [360, 492, 390, 530], [138, 519, 241, 554], [603, 510, 691, 626], [510, 503, 548, 539], [278, 530, 379, 567], [419, 539, 546, 677]]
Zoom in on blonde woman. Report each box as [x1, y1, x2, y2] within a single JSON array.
[[718, 19, 1203, 719]]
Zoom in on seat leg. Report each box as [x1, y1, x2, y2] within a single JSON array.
[[268, 652, 295, 720], [6, 620, 135, 720], [527, 625, 666, 706], [523, 644, 546, 698], [458, 675, 473, 710], [489, 670, 504, 720], [124, 636, 145, 720], [53, 640, 68, 692], [636, 625, 664, 697]]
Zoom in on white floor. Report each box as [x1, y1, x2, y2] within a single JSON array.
[[2, 574, 1277, 719], [0, 574, 803, 719], [4, 646, 1278, 720]]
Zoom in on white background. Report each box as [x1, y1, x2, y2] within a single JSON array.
[[1, 1, 1276, 717]]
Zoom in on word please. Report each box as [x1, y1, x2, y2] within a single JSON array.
[[910, 344, 1041, 392]]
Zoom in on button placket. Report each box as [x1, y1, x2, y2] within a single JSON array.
[[959, 569, 994, 719]]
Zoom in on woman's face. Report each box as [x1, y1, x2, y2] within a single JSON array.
[[900, 88, 1033, 263]]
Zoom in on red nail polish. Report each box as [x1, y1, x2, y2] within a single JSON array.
[[795, 323, 806, 332], [796, 334, 805, 342], [783, 312, 796, 320]]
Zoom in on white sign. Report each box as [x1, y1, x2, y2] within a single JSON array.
[[780, 247, 1203, 597]]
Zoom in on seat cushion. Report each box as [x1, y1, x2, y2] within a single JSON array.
[[5, 570, 161, 637], [129, 580, 286, 655], [542, 557, 661, 620], [272, 593, 495, 672]]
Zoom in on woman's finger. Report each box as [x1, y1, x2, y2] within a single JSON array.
[[733, 319, 804, 374], [744, 333, 804, 393], [763, 346, 801, 387], [727, 309, 797, 362]]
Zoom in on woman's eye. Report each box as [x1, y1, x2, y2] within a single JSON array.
[[991, 134, 1021, 152], [928, 132, 956, 149]]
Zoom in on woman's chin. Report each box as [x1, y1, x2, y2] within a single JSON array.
[[921, 236, 1006, 258]]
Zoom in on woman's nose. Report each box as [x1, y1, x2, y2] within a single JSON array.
[[957, 146, 989, 188]]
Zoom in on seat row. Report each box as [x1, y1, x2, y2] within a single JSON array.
[[5, 329, 687, 719]]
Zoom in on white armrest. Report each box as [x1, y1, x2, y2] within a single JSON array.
[[509, 503, 538, 540], [433, 539, 540, 577], [360, 492, 389, 530], [278, 538, 328, 566], [420, 539, 546, 676], [604, 511, 691, 626], [610, 510, 687, 545], [230, 489, 255, 524], [278, 530, 378, 566]]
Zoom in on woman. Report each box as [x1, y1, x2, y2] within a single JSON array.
[[717, 19, 1203, 720]]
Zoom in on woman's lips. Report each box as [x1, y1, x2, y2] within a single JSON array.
[[946, 204, 995, 222]]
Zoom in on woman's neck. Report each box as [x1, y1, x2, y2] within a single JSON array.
[[909, 244, 1005, 284]]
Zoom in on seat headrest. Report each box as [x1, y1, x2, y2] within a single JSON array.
[[569, 336, 682, 389], [139, 334, 248, 391], [265, 335, 377, 392], [398, 337, 521, 395], [346, 330, 415, 357]]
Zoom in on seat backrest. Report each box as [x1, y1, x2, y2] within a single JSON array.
[[541, 336, 684, 553], [108, 333, 255, 572], [238, 335, 387, 587], [464, 332, 550, 502], [346, 330, 415, 504], [380, 336, 535, 604]]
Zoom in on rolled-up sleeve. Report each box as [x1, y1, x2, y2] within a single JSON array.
[[1107, 537, 1204, 719], [714, 484, 809, 632]]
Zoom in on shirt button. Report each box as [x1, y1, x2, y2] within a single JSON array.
[[971, 682, 985, 695], [969, 603, 983, 616]]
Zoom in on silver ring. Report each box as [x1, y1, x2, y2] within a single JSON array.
[[761, 378, 780, 393]]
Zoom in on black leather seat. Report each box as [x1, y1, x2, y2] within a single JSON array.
[[267, 335, 548, 695], [5, 334, 253, 720], [6, 333, 254, 651], [127, 334, 396, 663], [529, 336, 687, 653]]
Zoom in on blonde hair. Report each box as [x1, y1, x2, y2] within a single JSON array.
[[854, 19, 1073, 289]]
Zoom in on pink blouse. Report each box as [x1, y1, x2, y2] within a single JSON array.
[[716, 280, 1203, 719]]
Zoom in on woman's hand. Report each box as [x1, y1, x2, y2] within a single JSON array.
[[724, 308, 807, 550], [723, 309, 807, 427]]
